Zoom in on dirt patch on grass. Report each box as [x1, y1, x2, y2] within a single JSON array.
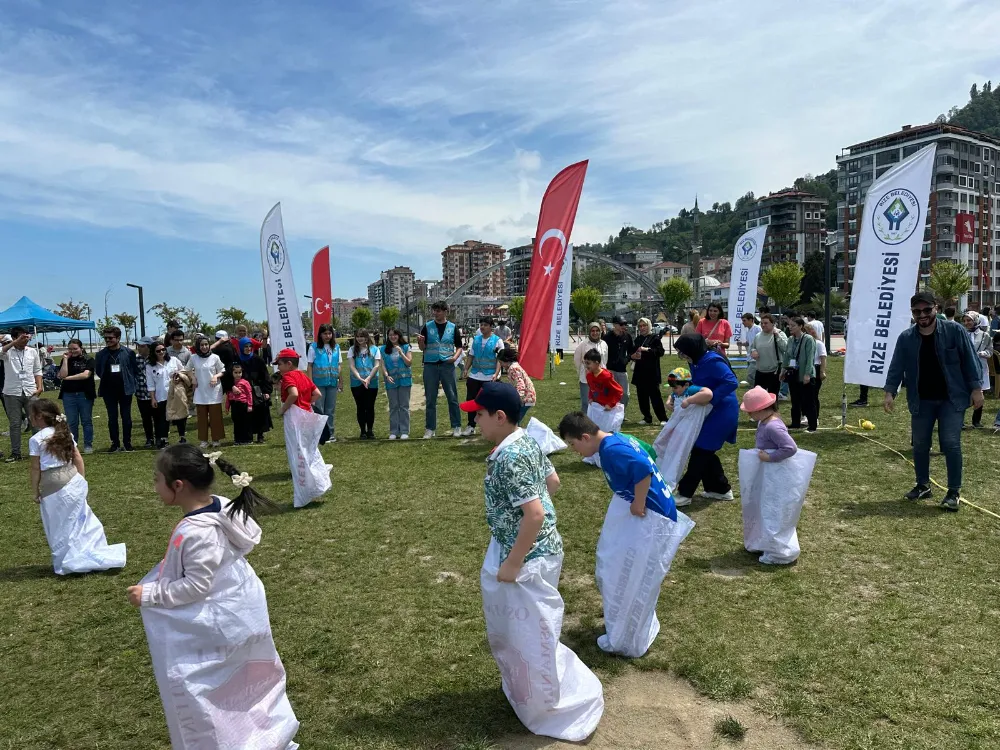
[[497, 671, 818, 750]]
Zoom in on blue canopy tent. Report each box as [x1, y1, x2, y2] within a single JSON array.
[[0, 296, 96, 334]]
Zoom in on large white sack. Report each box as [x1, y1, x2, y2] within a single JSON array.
[[139, 559, 300, 750], [583, 403, 625, 467], [652, 403, 712, 490], [283, 405, 332, 508], [39, 474, 126, 575], [480, 539, 604, 741], [525, 417, 567, 455], [594, 497, 694, 658], [739, 448, 816, 565]]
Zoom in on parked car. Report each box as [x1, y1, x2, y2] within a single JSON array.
[[831, 315, 847, 335], [653, 323, 678, 336]]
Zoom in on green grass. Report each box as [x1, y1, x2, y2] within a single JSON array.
[[2, 353, 1000, 749], [714, 715, 748, 742]]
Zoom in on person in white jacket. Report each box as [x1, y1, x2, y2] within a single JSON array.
[[573, 322, 608, 411], [127, 445, 299, 749]]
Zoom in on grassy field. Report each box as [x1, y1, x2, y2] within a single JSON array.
[[2, 353, 1000, 749]]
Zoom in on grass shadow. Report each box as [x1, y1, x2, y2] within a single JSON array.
[[0, 564, 55, 582], [272, 500, 327, 514], [838, 498, 944, 520], [676, 548, 790, 576]]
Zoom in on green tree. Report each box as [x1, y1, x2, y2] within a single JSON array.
[[573, 265, 616, 294], [799, 251, 826, 307], [150, 302, 184, 329], [181, 307, 203, 336], [351, 305, 373, 332], [95, 316, 115, 334], [927, 261, 971, 305], [659, 277, 692, 323], [301, 311, 312, 339], [216, 307, 248, 330], [54, 299, 89, 321], [571, 288, 603, 326], [508, 296, 526, 323], [379, 306, 400, 333], [760, 262, 805, 312], [113, 312, 138, 344], [807, 290, 849, 316]]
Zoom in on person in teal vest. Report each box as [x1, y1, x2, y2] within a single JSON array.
[[347, 328, 382, 440], [307, 324, 342, 442], [461, 316, 504, 435], [380, 328, 413, 440], [417, 300, 465, 439]]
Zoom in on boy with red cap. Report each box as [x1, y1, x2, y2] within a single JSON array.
[[276, 349, 331, 508]]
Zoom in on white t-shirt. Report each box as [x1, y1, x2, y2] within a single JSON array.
[[2, 345, 42, 396], [146, 358, 183, 402], [189, 354, 225, 405], [813, 339, 828, 367], [307, 344, 342, 365], [345, 346, 382, 363], [29, 426, 74, 470]]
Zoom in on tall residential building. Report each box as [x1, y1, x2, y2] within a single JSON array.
[[331, 298, 368, 325], [413, 279, 437, 300], [836, 122, 1000, 301], [367, 266, 416, 315], [441, 240, 506, 296], [505, 243, 533, 297], [745, 190, 828, 266], [367, 279, 387, 315]]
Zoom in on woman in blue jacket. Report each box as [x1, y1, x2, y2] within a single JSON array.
[[673, 334, 739, 505]]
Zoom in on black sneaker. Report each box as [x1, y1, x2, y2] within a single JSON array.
[[786, 423, 803, 430], [106, 445, 121, 454], [144, 439, 155, 449], [5, 453, 21, 463], [122, 445, 134, 453], [178, 437, 188, 444], [848, 399, 868, 407], [940, 491, 960, 512], [904, 484, 932, 501]]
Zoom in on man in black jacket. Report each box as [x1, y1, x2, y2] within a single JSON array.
[[602, 317, 634, 409]]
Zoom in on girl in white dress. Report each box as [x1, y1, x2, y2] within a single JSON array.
[[28, 399, 126, 574]]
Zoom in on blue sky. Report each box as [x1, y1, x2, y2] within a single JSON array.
[[3, 0, 1000, 330]]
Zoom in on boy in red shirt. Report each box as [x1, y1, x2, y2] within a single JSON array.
[[584, 349, 624, 410], [276, 349, 321, 415]]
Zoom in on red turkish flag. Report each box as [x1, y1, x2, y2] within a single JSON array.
[[311, 246, 332, 341], [955, 212, 975, 244], [519, 160, 589, 378]]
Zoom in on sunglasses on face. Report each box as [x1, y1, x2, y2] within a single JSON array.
[[911, 307, 935, 317], [155, 348, 166, 353]]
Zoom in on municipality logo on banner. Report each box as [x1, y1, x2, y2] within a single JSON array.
[[259, 203, 308, 369], [844, 145, 936, 388], [727, 225, 768, 345], [266, 235, 286, 274]]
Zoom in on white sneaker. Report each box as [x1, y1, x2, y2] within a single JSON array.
[[674, 494, 692, 507], [199, 441, 209, 449], [461, 426, 475, 437], [388, 434, 397, 440], [400, 434, 409, 440], [701, 490, 735, 501], [452, 427, 462, 438], [423, 430, 435, 440], [211, 441, 222, 448], [330, 437, 337, 443], [660, 421, 668, 426]]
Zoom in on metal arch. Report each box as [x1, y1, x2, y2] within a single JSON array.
[[443, 249, 662, 303]]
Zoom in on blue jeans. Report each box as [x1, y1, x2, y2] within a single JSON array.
[[911, 399, 964, 491], [317, 385, 339, 435], [62, 393, 95, 448], [423, 362, 461, 431], [579, 382, 590, 412]]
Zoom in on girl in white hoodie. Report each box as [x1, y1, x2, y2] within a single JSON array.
[[127, 445, 300, 749]]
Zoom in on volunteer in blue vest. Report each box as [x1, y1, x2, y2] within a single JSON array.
[[380, 328, 413, 440], [307, 324, 342, 442], [417, 300, 465, 439], [461, 316, 504, 436], [347, 328, 381, 440]]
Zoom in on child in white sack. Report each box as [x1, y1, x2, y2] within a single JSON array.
[[582, 348, 625, 467], [29, 399, 126, 575], [127, 445, 300, 749], [560, 411, 694, 658], [461, 382, 604, 741]]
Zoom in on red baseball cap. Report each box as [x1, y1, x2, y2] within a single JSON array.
[[274, 348, 300, 362]]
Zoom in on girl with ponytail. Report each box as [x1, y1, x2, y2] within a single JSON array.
[[126, 444, 298, 747], [28, 399, 126, 574]]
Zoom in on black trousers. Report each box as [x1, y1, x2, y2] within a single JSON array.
[[972, 406, 984, 427], [755, 370, 781, 396], [858, 385, 869, 402], [151, 402, 169, 442], [231, 403, 253, 443], [788, 377, 817, 431], [351, 385, 378, 433], [635, 381, 667, 423], [677, 446, 731, 498], [103, 393, 134, 449], [813, 376, 824, 421], [173, 417, 187, 439], [466, 378, 486, 426], [136, 398, 154, 442]]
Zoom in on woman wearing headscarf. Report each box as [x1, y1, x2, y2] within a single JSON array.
[[962, 310, 992, 428], [237, 337, 274, 443], [672, 333, 739, 506], [630, 317, 667, 424], [572, 323, 608, 411]]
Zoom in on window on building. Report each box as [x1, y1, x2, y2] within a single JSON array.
[[975, 163, 982, 174], [961, 194, 967, 203], [959, 176, 967, 187], [976, 146, 982, 157], [961, 160, 969, 169]]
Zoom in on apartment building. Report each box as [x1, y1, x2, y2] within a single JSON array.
[[745, 190, 828, 266], [505, 243, 533, 297], [441, 240, 506, 296]]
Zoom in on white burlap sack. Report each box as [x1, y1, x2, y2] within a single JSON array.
[[480, 539, 604, 741], [594, 497, 694, 657], [39, 474, 126, 575], [652, 403, 712, 490], [525, 417, 567, 455], [583, 403, 624, 467], [139, 560, 300, 750], [739, 448, 816, 565], [284, 405, 332, 508]]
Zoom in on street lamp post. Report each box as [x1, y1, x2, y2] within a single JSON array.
[[126, 283, 145, 337]]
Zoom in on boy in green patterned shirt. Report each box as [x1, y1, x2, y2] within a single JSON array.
[[461, 382, 562, 582]]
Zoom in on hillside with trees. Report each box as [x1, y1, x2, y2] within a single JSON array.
[[943, 81, 1000, 138]]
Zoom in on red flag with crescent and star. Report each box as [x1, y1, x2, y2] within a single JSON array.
[[519, 160, 588, 378], [311, 246, 332, 341]]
